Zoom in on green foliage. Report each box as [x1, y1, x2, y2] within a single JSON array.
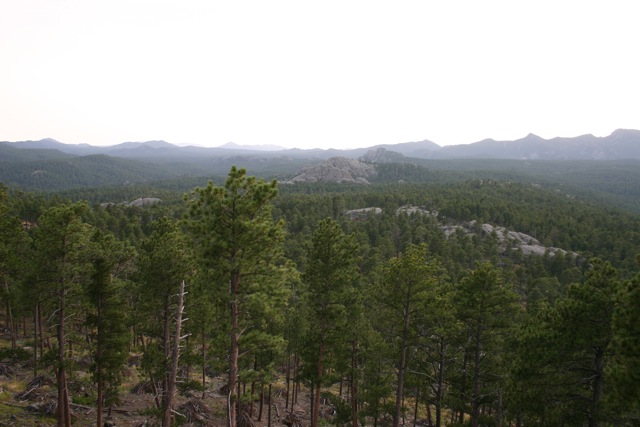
[[300, 218, 360, 380], [0, 347, 31, 362], [85, 229, 135, 409], [608, 268, 640, 417], [184, 166, 292, 425], [1, 157, 639, 426], [509, 259, 630, 425], [453, 262, 521, 427]]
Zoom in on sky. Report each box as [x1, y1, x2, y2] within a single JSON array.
[[1, 1, 639, 150]]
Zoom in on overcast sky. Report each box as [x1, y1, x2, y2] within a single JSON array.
[[2, 1, 639, 149]]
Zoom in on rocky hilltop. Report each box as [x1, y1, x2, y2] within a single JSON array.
[[283, 157, 376, 184], [343, 204, 576, 258]]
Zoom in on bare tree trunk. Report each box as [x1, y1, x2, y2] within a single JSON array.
[[163, 280, 186, 427]]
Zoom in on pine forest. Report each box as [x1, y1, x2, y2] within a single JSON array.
[[0, 164, 639, 427]]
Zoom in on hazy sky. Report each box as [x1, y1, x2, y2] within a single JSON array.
[[2, 1, 639, 149]]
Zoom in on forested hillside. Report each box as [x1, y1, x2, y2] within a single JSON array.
[[0, 168, 639, 426]]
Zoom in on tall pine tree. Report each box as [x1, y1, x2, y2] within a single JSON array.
[[185, 166, 290, 427]]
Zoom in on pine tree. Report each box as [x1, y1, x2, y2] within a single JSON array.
[[609, 260, 640, 419], [0, 185, 30, 349], [453, 262, 520, 427], [32, 202, 94, 427], [301, 218, 360, 427], [185, 166, 290, 427], [375, 243, 444, 427], [85, 229, 134, 426], [137, 217, 194, 423]]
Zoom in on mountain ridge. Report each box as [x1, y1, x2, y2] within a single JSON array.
[[3, 129, 639, 160]]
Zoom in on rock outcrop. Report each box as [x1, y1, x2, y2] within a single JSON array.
[[100, 197, 162, 208], [283, 157, 376, 184], [344, 207, 382, 220], [443, 220, 574, 257]]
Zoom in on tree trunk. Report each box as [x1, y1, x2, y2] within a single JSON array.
[[285, 353, 291, 410], [312, 342, 325, 427], [202, 327, 207, 398], [162, 296, 171, 409], [294, 354, 299, 404], [57, 278, 71, 427], [435, 336, 445, 427], [228, 273, 240, 427], [163, 281, 186, 427], [589, 347, 604, 427], [394, 305, 410, 427], [471, 324, 483, 427], [97, 291, 104, 427], [3, 278, 16, 349], [458, 341, 469, 424], [33, 306, 38, 377], [496, 388, 503, 427], [351, 341, 359, 427], [268, 383, 272, 427], [413, 387, 419, 427]]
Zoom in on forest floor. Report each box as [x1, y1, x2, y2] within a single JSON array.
[[0, 361, 314, 427], [0, 332, 316, 427]]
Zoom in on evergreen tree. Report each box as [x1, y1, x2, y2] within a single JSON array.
[[301, 218, 360, 427], [375, 243, 444, 427], [552, 259, 620, 426], [453, 262, 520, 427], [510, 258, 623, 426], [137, 217, 194, 423], [85, 229, 135, 426], [609, 258, 640, 420], [184, 166, 290, 427], [0, 185, 30, 349], [32, 202, 94, 427]]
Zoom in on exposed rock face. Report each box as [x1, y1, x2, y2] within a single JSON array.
[[285, 157, 376, 184], [443, 220, 573, 257], [344, 204, 575, 258], [100, 197, 162, 208], [128, 197, 162, 207], [344, 207, 382, 220], [396, 205, 439, 217]]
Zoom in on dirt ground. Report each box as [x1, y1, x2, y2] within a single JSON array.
[[0, 349, 313, 427]]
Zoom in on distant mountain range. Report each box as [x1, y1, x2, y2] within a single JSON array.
[[3, 129, 640, 161], [2, 130, 640, 214]]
